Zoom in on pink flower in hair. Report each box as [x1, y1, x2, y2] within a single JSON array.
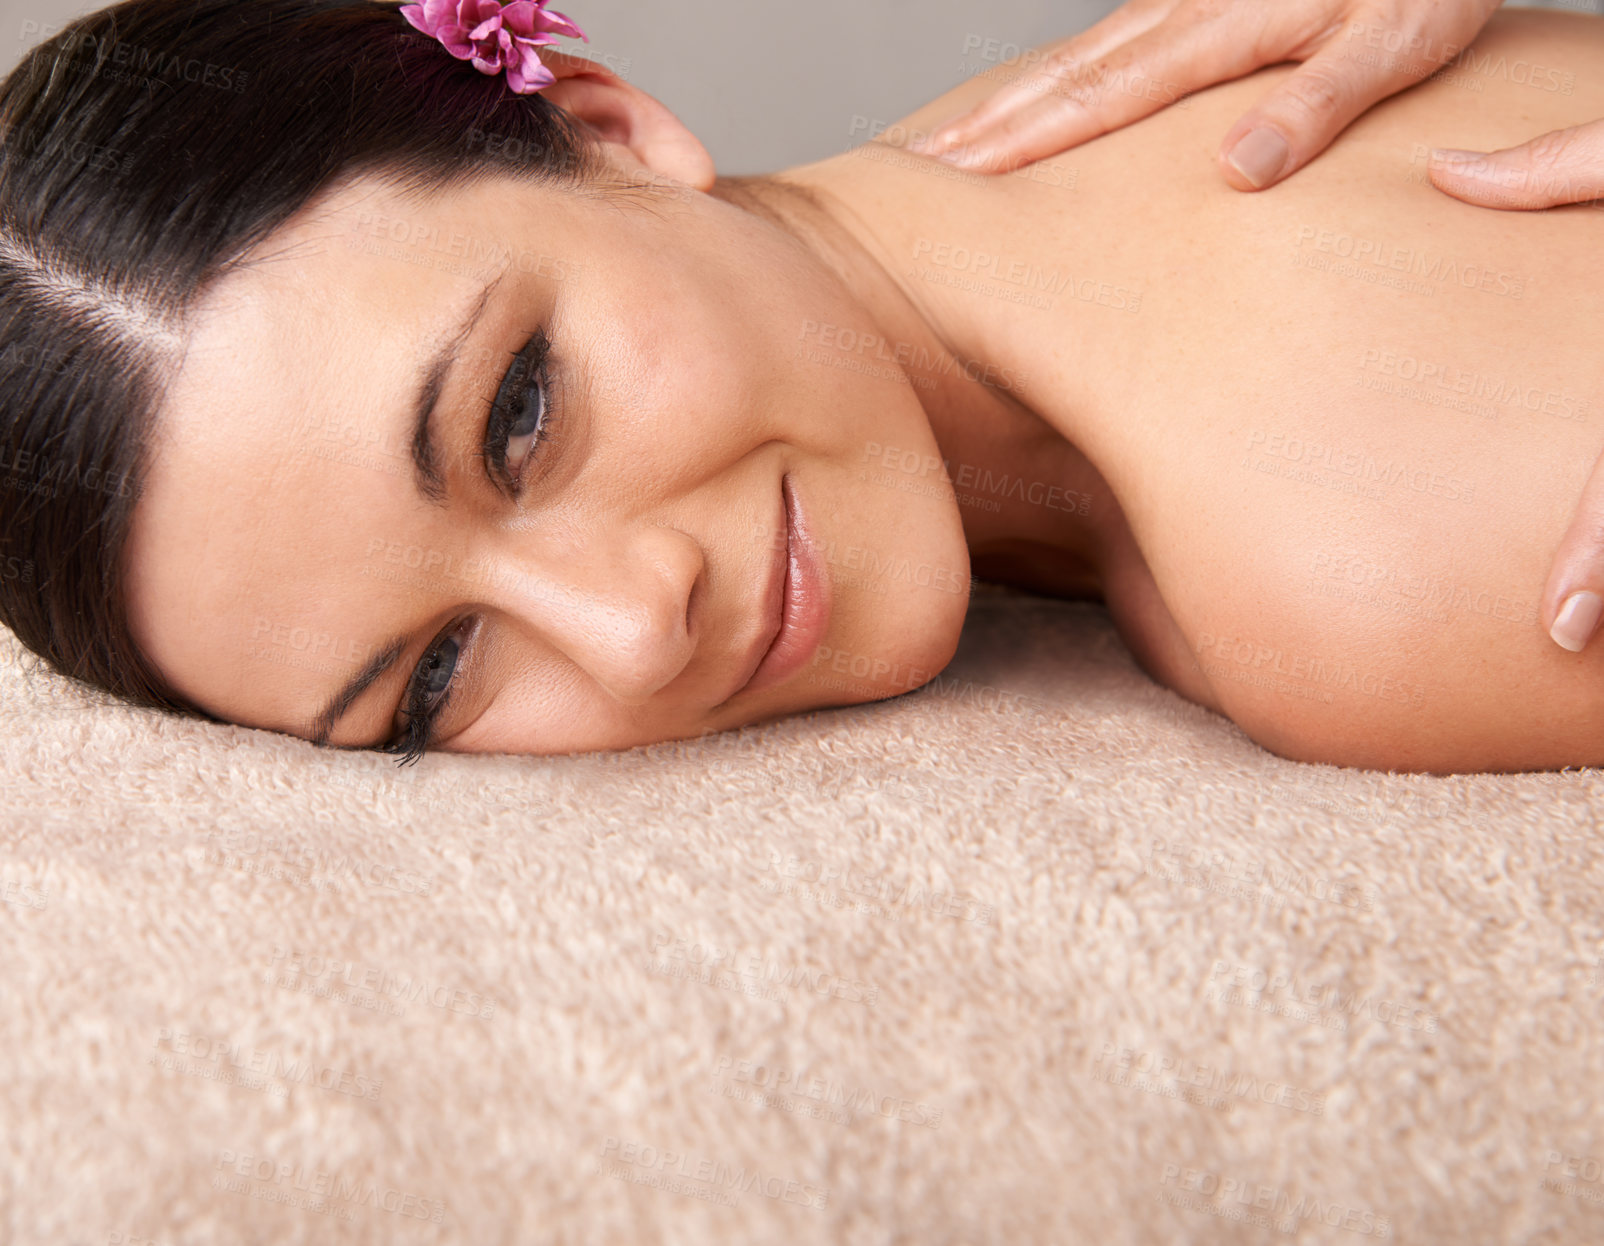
[[400, 0, 588, 94]]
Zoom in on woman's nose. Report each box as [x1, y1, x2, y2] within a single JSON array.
[[479, 519, 704, 706]]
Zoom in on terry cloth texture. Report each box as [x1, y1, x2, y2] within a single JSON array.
[[1, 583, 1602, 1246]]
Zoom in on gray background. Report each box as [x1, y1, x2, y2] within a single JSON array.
[[1, 0, 1598, 173]]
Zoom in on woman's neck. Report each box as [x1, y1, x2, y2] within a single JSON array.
[[708, 164, 1112, 599]]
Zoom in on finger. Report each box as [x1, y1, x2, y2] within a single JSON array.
[[1216, 32, 1456, 191], [1543, 455, 1604, 654], [1426, 120, 1604, 210], [923, 8, 1268, 175], [914, 0, 1180, 158]]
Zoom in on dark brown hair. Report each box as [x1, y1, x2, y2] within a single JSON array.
[[0, 0, 601, 719]]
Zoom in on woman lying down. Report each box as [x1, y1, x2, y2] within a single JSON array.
[[1, 0, 1600, 774]]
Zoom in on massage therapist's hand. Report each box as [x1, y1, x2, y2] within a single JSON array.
[[1427, 128, 1604, 655], [910, 0, 1505, 190], [1430, 126, 1604, 654]]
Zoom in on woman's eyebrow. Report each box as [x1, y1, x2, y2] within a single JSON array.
[[408, 261, 511, 506]]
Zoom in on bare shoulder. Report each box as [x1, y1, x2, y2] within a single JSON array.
[[1147, 511, 1604, 775]]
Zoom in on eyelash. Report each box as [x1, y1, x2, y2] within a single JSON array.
[[381, 623, 466, 767], [483, 327, 558, 500], [381, 330, 560, 766]]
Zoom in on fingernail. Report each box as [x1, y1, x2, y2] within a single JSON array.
[[1551, 590, 1603, 652], [907, 131, 936, 154], [1226, 127, 1290, 188]]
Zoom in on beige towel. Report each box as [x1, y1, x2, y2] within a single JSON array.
[[2, 584, 1600, 1244]]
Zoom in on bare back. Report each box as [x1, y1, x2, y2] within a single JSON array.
[[831, 8, 1604, 771]]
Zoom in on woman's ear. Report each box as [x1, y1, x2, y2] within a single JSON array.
[[535, 48, 716, 192]]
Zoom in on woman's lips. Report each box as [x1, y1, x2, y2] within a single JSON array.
[[729, 472, 832, 702]]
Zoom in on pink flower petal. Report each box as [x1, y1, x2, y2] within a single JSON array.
[[501, 1, 586, 44], [408, 0, 573, 93], [399, 4, 433, 34], [400, 0, 476, 55], [507, 53, 555, 94], [498, 0, 539, 35], [535, 7, 586, 41], [432, 30, 474, 58], [417, 0, 457, 28], [518, 41, 552, 76]]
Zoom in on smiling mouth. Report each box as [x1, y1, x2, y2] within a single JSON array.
[[719, 472, 832, 707]]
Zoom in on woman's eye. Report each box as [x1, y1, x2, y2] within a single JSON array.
[[415, 631, 461, 709], [384, 621, 471, 765], [486, 330, 556, 494], [502, 375, 546, 479]]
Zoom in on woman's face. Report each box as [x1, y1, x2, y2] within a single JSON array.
[[124, 163, 971, 756]]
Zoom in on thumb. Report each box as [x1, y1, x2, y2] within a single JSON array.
[[1543, 450, 1604, 655], [1427, 119, 1604, 209], [1218, 41, 1431, 191]]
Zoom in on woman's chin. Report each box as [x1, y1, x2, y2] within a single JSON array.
[[802, 599, 968, 711]]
